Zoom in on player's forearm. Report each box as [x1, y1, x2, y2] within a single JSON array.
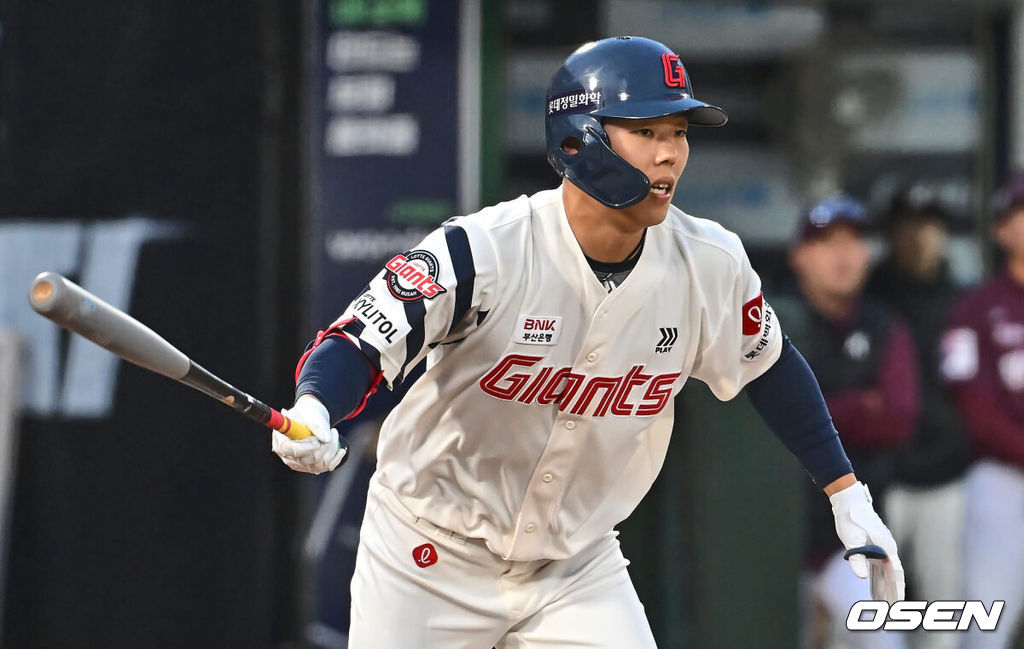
[[745, 336, 854, 486], [295, 335, 379, 424]]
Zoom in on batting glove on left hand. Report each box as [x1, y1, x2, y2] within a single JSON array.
[[272, 395, 348, 474], [830, 481, 905, 604]]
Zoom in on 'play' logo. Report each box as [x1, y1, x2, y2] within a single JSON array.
[[655, 327, 678, 353]]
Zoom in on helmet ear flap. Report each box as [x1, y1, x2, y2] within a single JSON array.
[[546, 115, 651, 209], [547, 114, 600, 177]]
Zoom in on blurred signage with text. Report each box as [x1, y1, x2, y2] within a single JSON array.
[[309, 0, 462, 329]]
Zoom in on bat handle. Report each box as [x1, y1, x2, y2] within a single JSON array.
[[267, 408, 314, 441], [844, 544, 889, 561]]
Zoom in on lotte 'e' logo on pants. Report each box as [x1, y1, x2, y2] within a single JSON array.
[[412, 543, 438, 568]]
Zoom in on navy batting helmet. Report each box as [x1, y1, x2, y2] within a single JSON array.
[[545, 36, 727, 209]]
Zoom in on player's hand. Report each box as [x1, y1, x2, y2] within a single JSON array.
[[271, 395, 348, 474], [829, 481, 905, 603]]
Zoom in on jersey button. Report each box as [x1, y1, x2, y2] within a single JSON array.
[[564, 421, 576, 430], [586, 352, 598, 362], [525, 523, 536, 533], [542, 473, 553, 483]]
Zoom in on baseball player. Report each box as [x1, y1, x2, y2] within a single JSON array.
[[942, 173, 1024, 649], [273, 37, 904, 648]]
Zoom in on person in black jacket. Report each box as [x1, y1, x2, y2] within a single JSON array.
[[867, 189, 969, 649], [774, 195, 916, 649]]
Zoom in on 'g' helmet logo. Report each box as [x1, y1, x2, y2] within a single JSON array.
[[661, 53, 686, 88]]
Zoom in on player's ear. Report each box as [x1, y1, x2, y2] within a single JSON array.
[[561, 137, 580, 155]]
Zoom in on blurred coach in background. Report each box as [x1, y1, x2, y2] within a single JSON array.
[[775, 195, 917, 649]]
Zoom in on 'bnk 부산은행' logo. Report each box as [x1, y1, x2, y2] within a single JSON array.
[[384, 250, 447, 302]]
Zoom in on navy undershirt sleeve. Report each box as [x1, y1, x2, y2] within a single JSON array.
[[295, 336, 375, 425], [744, 336, 854, 486]]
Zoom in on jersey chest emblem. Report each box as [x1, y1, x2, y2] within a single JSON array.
[[515, 314, 562, 345], [655, 327, 678, 353], [479, 354, 680, 418]]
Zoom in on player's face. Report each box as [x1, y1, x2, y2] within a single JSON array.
[[995, 207, 1024, 260], [792, 225, 871, 300], [603, 115, 690, 224]]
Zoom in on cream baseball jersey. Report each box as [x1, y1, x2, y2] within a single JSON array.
[[333, 186, 782, 561]]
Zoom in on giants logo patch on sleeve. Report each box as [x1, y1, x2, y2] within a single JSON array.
[[742, 292, 764, 336], [384, 250, 447, 302]]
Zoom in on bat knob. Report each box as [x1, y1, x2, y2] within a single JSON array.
[[32, 279, 54, 304], [28, 271, 75, 316]]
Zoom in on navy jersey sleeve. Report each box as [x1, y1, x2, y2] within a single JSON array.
[[745, 336, 854, 486]]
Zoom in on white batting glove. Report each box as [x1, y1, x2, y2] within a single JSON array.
[[830, 481, 905, 604], [271, 395, 347, 474]]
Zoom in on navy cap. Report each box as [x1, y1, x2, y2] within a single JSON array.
[[881, 185, 955, 230], [991, 172, 1024, 222], [797, 194, 868, 243]]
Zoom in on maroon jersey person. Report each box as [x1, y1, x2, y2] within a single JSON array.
[[941, 172, 1024, 649]]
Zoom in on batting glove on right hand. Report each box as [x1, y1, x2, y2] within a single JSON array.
[[271, 395, 348, 474], [830, 481, 905, 604]]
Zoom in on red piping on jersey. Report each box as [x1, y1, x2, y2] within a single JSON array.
[[294, 317, 383, 420]]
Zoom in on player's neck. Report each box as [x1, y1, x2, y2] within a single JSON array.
[[562, 182, 647, 262]]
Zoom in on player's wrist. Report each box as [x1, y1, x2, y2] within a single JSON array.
[[285, 394, 331, 438], [295, 392, 328, 410], [823, 472, 857, 498]]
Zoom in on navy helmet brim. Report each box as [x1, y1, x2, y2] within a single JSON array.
[[593, 97, 728, 127]]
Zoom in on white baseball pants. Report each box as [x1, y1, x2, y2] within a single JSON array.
[[883, 478, 966, 649], [961, 460, 1024, 649], [347, 475, 658, 649]]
